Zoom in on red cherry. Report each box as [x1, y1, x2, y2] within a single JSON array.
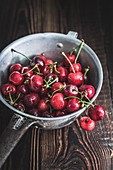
[[24, 93, 40, 108], [50, 93, 67, 110], [21, 67, 33, 78], [88, 105, 105, 121], [39, 87, 48, 96], [70, 63, 82, 72], [63, 84, 78, 97], [29, 75, 43, 92], [46, 59, 53, 65], [9, 71, 24, 85], [79, 117, 95, 131], [1, 83, 16, 96], [56, 109, 67, 117], [55, 66, 68, 82], [38, 99, 49, 112], [63, 53, 75, 66], [79, 85, 95, 99], [52, 82, 63, 93], [45, 73, 59, 83], [30, 56, 45, 71], [28, 108, 40, 117], [66, 98, 81, 113], [36, 54, 47, 64], [9, 64, 23, 73], [16, 84, 28, 99], [68, 72, 84, 86]]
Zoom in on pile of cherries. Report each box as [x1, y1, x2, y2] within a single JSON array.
[[1, 40, 105, 131]]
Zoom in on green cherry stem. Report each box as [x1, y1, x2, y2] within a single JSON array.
[[61, 51, 75, 73], [85, 117, 89, 123], [75, 39, 84, 63], [48, 77, 58, 86], [84, 66, 89, 79], [11, 49, 32, 61], [50, 83, 66, 98], [70, 44, 80, 56], [9, 89, 13, 104], [13, 93, 21, 104], [54, 65, 60, 74], [21, 64, 39, 76]]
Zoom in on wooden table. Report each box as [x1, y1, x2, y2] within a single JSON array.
[[0, 0, 113, 169]]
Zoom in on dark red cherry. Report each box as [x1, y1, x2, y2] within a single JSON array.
[[79, 117, 95, 131], [55, 66, 68, 82], [52, 82, 63, 93], [14, 101, 27, 112], [63, 84, 78, 97], [45, 73, 59, 83], [56, 109, 67, 117], [1, 83, 16, 96], [66, 98, 81, 113], [39, 87, 48, 96], [40, 110, 55, 117], [79, 85, 95, 99], [70, 63, 82, 72], [29, 75, 43, 92], [16, 84, 28, 99], [9, 71, 24, 85], [21, 67, 33, 78], [24, 93, 40, 108], [42, 65, 53, 76], [28, 108, 40, 117], [36, 54, 47, 64], [88, 105, 105, 121], [38, 99, 49, 112], [63, 53, 75, 66], [68, 72, 84, 86], [50, 93, 67, 110], [30, 56, 45, 71], [9, 64, 23, 73]]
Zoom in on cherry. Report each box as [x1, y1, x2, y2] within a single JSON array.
[[16, 84, 28, 99], [66, 98, 81, 113], [68, 72, 84, 86], [30, 56, 45, 71], [1, 83, 16, 96], [79, 117, 95, 131], [36, 54, 47, 64], [50, 93, 67, 110], [56, 109, 67, 117], [45, 73, 59, 84], [28, 108, 40, 117], [42, 65, 53, 76], [24, 93, 40, 108], [79, 85, 95, 99], [9, 64, 23, 73], [38, 99, 49, 112], [63, 53, 75, 66], [55, 66, 68, 82], [88, 105, 105, 121], [21, 67, 33, 78], [39, 86, 48, 96], [70, 63, 82, 72], [40, 110, 55, 117], [52, 82, 63, 93], [9, 71, 24, 85], [29, 75, 43, 92], [14, 101, 27, 112], [46, 59, 53, 65], [63, 84, 78, 97]]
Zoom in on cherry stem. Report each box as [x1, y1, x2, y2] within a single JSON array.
[[84, 66, 89, 79], [47, 61, 57, 66], [70, 44, 80, 56], [13, 93, 21, 105], [43, 78, 54, 88], [85, 117, 89, 123], [50, 83, 66, 97], [41, 52, 45, 56], [21, 64, 39, 76], [61, 51, 75, 73], [54, 65, 60, 74], [9, 89, 13, 103], [75, 39, 84, 63], [48, 77, 58, 86], [11, 49, 32, 61]]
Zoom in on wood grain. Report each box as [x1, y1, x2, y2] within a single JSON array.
[[0, 0, 113, 170]]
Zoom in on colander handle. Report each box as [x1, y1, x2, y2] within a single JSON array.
[[0, 113, 36, 168]]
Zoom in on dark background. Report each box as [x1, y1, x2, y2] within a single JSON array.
[[0, 0, 113, 170]]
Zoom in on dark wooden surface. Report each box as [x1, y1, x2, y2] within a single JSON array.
[[0, 0, 113, 169]]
